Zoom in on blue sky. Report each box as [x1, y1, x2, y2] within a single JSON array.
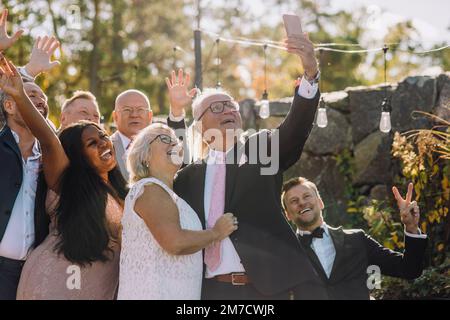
[[242, 0, 450, 45]]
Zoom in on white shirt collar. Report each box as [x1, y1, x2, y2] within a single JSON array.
[[297, 222, 329, 237], [207, 147, 233, 165], [11, 129, 41, 160], [117, 131, 131, 150]]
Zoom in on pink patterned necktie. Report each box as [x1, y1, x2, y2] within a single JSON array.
[[204, 153, 226, 271]]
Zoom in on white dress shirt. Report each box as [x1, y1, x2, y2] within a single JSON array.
[[297, 75, 319, 99], [117, 131, 132, 151], [0, 131, 41, 261], [297, 223, 336, 278]]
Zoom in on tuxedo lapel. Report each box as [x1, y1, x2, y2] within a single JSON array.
[[328, 226, 345, 282], [2, 127, 22, 163], [299, 238, 329, 283]]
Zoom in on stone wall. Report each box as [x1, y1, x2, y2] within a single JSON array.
[[239, 72, 450, 226]]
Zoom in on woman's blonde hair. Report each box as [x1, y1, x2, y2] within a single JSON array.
[[126, 123, 175, 185]]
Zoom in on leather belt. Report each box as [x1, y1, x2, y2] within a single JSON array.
[[213, 273, 250, 286]]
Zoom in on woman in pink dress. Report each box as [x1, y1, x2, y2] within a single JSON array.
[[0, 58, 127, 299]]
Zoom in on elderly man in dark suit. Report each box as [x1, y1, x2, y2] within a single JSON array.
[[282, 177, 427, 300], [171, 32, 327, 300]]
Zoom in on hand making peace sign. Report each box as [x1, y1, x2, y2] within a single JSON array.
[[392, 182, 420, 234]]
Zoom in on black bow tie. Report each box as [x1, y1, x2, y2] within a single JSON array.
[[298, 227, 325, 247]]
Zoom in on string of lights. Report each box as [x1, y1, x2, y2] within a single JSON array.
[[200, 29, 450, 55], [194, 29, 449, 131]]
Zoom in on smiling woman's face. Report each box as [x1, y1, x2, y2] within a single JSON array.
[[81, 125, 116, 176], [146, 128, 183, 174]]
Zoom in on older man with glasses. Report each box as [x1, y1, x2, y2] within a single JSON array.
[[111, 89, 153, 180], [173, 32, 329, 300]]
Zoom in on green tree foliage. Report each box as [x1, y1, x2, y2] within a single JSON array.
[[1, 0, 447, 126]]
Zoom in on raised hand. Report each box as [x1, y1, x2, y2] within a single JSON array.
[[0, 9, 24, 52], [284, 33, 318, 79], [165, 69, 197, 117], [392, 183, 420, 234], [24, 36, 61, 78], [0, 54, 24, 98]]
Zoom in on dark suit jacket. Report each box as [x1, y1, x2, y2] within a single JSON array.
[[174, 87, 328, 297], [300, 226, 427, 300], [0, 126, 48, 248], [0, 126, 24, 242]]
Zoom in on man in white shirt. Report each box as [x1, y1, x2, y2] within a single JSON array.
[[282, 177, 428, 299], [0, 81, 49, 300], [0, 17, 61, 298]]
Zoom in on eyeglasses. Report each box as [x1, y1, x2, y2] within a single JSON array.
[[198, 100, 239, 120], [118, 107, 150, 116], [149, 134, 179, 145]]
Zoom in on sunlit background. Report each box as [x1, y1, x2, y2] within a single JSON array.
[[3, 0, 449, 123]]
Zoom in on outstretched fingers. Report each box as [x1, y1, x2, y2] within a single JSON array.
[[0, 9, 7, 29], [392, 186, 403, 203], [165, 77, 172, 89], [406, 182, 413, 203]]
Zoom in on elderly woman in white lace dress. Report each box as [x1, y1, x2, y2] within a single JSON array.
[[117, 123, 237, 300]]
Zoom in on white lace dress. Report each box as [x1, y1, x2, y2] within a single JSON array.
[[117, 177, 203, 300]]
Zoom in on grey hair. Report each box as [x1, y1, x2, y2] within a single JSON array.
[[188, 87, 233, 161], [0, 78, 37, 126], [191, 87, 231, 119], [126, 123, 174, 185]]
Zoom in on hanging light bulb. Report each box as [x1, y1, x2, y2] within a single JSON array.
[[379, 112, 391, 133], [259, 44, 270, 119], [316, 98, 328, 128], [317, 108, 328, 128], [379, 45, 392, 133], [316, 49, 327, 128], [259, 90, 270, 119], [215, 38, 221, 88], [379, 97, 392, 133]]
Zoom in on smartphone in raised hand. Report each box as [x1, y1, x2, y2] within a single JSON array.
[[283, 14, 303, 37]]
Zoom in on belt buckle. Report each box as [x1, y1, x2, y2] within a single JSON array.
[[231, 272, 246, 286]]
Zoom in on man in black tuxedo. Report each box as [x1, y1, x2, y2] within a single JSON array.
[[281, 177, 428, 300], [173, 33, 328, 299]]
